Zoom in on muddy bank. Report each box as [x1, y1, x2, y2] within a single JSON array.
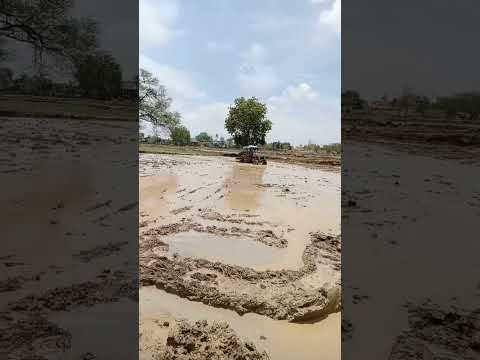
[[141, 232, 341, 322], [343, 112, 480, 160]]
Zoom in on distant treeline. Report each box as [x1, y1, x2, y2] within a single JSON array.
[[343, 88, 480, 120], [0, 1, 136, 100], [300, 143, 341, 155]]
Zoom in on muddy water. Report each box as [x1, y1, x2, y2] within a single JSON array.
[[140, 287, 340, 360], [139, 154, 341, 359], [160, 231, 287, 268], [140, 155, 340, 271]]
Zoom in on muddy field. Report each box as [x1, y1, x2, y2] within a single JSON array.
[[0, 117, 138, 359], [139, 154, 341, 359], [341, 135, 480, 359], [139, 143, 341, 168]]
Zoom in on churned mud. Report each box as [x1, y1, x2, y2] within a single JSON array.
[[341, 136, 480, 359], [159, 319, 269, 360], [389, 303, 480, 360], [140, 153, 341, 359], [141, 231, 340, 321], [0, 118, 137, 359]]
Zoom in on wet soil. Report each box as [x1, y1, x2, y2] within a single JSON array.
[[341, 136, 480, 359], [160, 319, 269, 360], [0, 117, 137, 359], [139, 153, 341, 359], [389, 303, 480, 360]]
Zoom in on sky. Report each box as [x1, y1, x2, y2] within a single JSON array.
[[140, 0, 341, 146], [343, 0, 480, 101]]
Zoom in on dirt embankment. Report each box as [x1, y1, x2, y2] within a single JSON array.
[[140, 231, 341, 322], [343, 111, 480, 159]]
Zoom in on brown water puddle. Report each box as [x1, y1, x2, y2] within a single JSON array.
[[139, 174, 177, 220], [140, 287, 340, 360], [224, 163, 267, 211], [158, 231, 287, 269]]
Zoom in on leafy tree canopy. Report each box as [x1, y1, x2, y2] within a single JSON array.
[[139, 68, 180, 131], [170, 125, 191, 146], [74, 53, 122, 99], [225, 97, 272, 146], [195, 132, 213, 143], [0, 0, 99, 65], [437, 92, 480, 119]]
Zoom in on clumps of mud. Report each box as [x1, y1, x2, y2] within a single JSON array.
[[0, 277, 25, 293], [141, 232, 341, 322], [159, 319, 269, 360], [0, 271, 46, 293], [389, 303, 480, 360], [140, 155, 190, 176], [171, 206, 193, 215], [341, 319, 354, 342], [73, 241, 129, 262], [142, 219, 288, 249], [200, 211, 268, 226], [10, 273, 137, 314], [0, 270, 137, 359], [0, 314, 72, 360]]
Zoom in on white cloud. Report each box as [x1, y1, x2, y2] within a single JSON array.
[[238, 65, 281, 97], [266, 83, 340, 145], [241, 43, 267, 63], [274, 83, 319, 103], [140, 53, 228, 139], [140, 53, 205, 106], [316, 0, 341, 35], [237, 43, 280, 96], [140, 0, 182, 51], [182, 102, 230, 138]]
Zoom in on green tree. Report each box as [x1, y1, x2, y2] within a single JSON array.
[[437, 92, 480, 120], [0, 0, 98, 65], [225, 97, 272, 146], [73, 53, 122, 99], [195, 132, 213, 143], [170, 125, 191, 146], [342, 90, 363, 110], [139, 68, 180, 130]]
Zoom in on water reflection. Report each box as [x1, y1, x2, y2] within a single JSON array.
[[224, 163, 266, 211]]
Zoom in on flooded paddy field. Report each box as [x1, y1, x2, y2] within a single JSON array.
[[342, 139, 480, 359], [139, 153, 341, 359], [0, 117, 138, 359]]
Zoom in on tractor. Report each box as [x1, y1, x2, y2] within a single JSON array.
[[236, 145, 267, 165]]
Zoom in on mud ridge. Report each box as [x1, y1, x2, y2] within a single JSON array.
[[140, 232, 341, 321], [142, 219, 288, 248]]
